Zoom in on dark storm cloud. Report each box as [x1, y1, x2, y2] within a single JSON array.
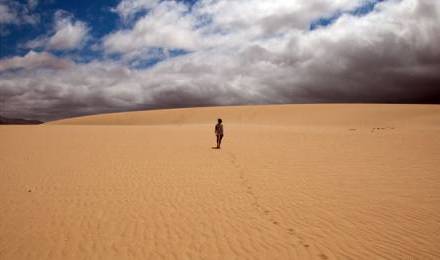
[[0, 0, 439, 121]]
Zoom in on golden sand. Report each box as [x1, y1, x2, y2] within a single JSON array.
[[1, 104, 439, 259]]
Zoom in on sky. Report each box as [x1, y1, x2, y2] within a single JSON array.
[[0, 0, 439, 121]]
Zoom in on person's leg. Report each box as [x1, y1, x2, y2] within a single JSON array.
[[218, 135, 223, 148], [216, 135, 220, 148]]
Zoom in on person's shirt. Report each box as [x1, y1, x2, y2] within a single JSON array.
[[215, 123, 224, 135]]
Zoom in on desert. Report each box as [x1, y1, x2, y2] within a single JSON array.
[[1, 104, 439, 259]]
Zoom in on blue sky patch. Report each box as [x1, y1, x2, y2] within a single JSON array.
[[129, 48, 191, 69], [0, 0, 198, 66], [310, 0, 386, 31]]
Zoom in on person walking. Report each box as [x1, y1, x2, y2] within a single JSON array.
[[215, 118, 224, 149]]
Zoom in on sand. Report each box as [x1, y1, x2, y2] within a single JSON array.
[[1, 104, 439, 259]]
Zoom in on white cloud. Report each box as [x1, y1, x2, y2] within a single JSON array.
[[104, 0, 375, 56], [0, 1, 39, 25], [104, 1, 198, 55], [48, 11, 89, 50], [1, 0, 440, 121], [23, 10, 89, 51], [27, 0, 38, 10], [113, 0, 159, 22], [0, 51, 72, 72], [0, 4, 16, 24]]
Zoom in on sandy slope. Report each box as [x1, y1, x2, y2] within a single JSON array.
[[1, 104, 439, 259]]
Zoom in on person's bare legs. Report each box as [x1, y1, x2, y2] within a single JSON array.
[[217, 135, 223, 148]]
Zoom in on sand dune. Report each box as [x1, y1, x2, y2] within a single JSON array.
[[1, 104, 439, 259], [50, 104, 440, 128]]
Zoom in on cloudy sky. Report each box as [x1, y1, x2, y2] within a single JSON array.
[[0, 0, 439, 121]]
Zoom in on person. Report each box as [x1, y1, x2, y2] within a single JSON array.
[[215, 118, 224, 149]]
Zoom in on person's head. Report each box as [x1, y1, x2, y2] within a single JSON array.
[[218, 118, 222, 124]]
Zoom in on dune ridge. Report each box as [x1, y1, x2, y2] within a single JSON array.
[[49, 104, 439, 128], [1, 104, 439, 259]]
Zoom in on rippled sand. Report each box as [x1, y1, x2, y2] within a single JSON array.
[[1, 104, 439, 259]]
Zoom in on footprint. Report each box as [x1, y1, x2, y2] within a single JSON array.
[[319, 254, 329, 260], [303, 244, 310, 248], [372, 127, 394, 132], [272, 221, 279, 225]]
